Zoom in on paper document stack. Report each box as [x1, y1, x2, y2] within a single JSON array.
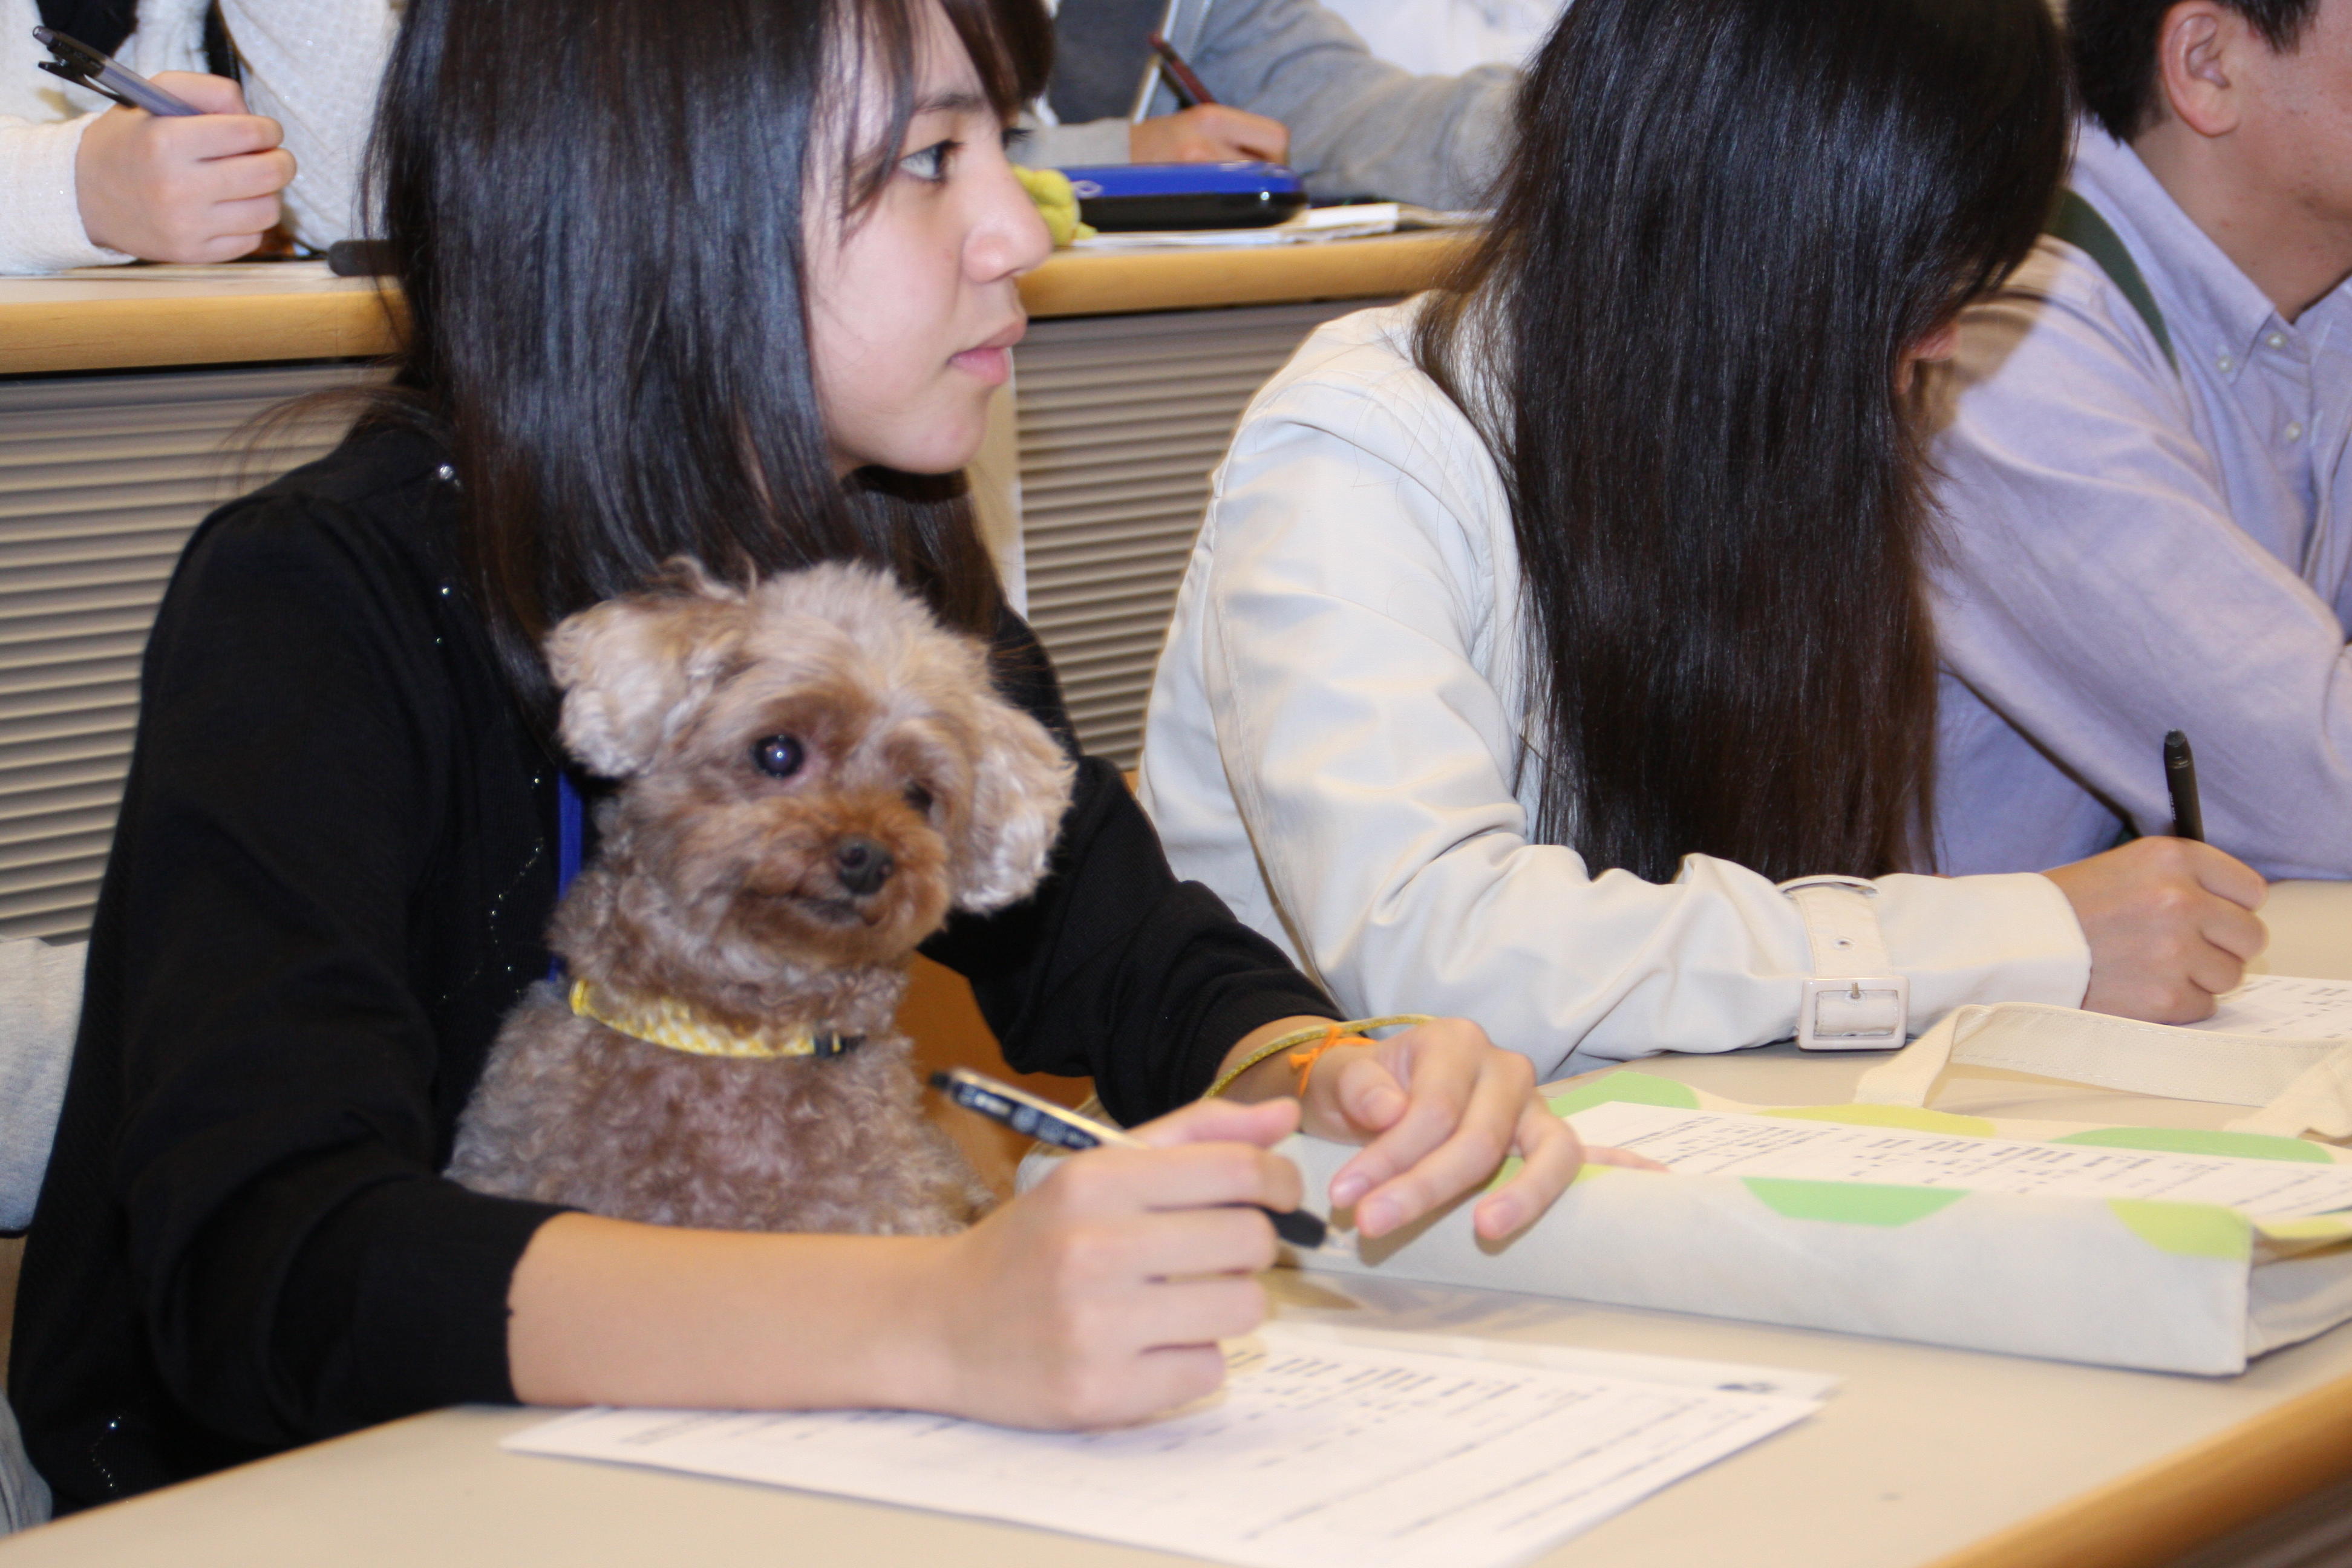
[[508, 1322, 1827, 1568]]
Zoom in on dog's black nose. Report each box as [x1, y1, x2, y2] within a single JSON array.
[[834, 837, 895, 896]]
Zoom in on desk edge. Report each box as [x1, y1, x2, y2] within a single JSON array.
[[1, 234, 1468, 375], [1925, 1364, 2352, 1568]]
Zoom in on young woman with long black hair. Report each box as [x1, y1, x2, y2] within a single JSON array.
[[6, 0, 1590, 1514], [1141, 0, 2271, 1078]]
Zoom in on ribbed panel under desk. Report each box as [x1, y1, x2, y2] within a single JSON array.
[[1013, 298, 1390, 765], [0, 364, 372, 938]]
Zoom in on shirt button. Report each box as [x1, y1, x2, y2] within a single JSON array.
[[2266, 331, 2288, 350], [2217, 354, 2236, 373], [2286, 422, 2305, 442], [436, 463, 457, 482]]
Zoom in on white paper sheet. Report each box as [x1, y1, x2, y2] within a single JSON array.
[[2187, 974, 2352, 1039], [503, 1322, 1824, 1568], [1569, 1102, 2352, 1217]]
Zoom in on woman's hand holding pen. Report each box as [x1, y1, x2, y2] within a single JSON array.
[[511, 1100, 1303, 1431], [921, 1097, 1302, 1429], [75, 74, 295, 263], [2043, 836, 2269, 1024], [1220, 1017, 1659, 1244]]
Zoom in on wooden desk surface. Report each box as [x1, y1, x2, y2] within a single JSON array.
[[0, 233, 1469, 378], [7, 884, 2348, 1568]]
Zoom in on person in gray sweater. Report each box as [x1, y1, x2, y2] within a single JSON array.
[[1021, 0, 1514, 209]]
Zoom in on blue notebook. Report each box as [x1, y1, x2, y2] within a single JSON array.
[[1057, 162, 1309, 230]]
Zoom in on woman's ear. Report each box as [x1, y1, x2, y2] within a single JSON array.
[[949, 697, 1077, 913], [546, 590, 745, 779]]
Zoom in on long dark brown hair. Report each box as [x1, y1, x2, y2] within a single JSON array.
[[1415, 0, 2067, 883], [362, 0, 1051, 704]]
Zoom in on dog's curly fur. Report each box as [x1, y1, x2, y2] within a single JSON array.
[[448, 561, 1076, 1235]]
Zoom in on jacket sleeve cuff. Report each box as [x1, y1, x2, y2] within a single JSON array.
[[1012, 117, 1133, 169], [0, 116, 135, 273], [1874, 870, 2092, 1021]]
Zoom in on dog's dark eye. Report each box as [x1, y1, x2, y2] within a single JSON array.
[[752, 734, 806, 779], [904, 784, 935, 817]]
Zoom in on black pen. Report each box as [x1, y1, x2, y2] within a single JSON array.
[[33, 27, 201, 117], [929, 1067, 1330, 1249], [2164, 729, 2204, 843]]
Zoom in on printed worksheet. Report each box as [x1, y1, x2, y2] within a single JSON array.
[[2187, 974, 2352, 1039], [1567, 1101, 2352, 1217], [505, 1323, 1825, 1568]]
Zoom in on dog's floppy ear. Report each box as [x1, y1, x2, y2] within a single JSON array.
[[547, 578, 746, 779], [950, 696, 1077, 913]]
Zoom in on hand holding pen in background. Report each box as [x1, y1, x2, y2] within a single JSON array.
[[1128, 31, 1290, 165], [33, 27, 296, 263]]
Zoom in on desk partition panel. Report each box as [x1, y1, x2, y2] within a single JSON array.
[[0, 364, 371, 939]]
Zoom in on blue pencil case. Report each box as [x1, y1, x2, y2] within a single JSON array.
[[1056, 162, 1309, 231]]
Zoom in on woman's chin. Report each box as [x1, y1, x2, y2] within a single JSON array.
[[844, 418, 993, 477]]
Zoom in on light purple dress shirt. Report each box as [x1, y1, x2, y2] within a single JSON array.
[[1925, 123, 2352, 881]]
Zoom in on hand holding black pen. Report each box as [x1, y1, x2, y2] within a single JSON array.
[[933, 1068, 1330, 1247], [29, 25, 296, 263], [920, 1090, 1307, 1428]]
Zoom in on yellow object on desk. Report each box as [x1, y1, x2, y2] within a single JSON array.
[[1013, 166, 1096, 247]]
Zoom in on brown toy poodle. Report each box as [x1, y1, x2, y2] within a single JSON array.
[[448, 560, 1075, 1235]]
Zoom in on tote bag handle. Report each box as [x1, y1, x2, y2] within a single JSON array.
[[1854, 1003, 2352, 1139]]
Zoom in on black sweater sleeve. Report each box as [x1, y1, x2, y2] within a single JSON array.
[[921, 614, 1337, 1126], [57, 489, 561, 1462]]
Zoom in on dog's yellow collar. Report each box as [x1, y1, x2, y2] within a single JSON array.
[[568, 979, 863, 1060]]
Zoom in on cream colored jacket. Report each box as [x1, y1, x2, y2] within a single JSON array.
[[0, 0, 393, 272], [1138, 302, 2091, 1078]]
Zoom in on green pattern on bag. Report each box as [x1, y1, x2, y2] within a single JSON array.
[[2108, 1199, 2250, 1258], [2052, 1126, 2333, 1163], [1548, 1071, 1702, 1119], [1742, 1178, 1968, 1226]]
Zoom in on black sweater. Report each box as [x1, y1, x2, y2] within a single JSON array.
[[8, 423, 1333, 1511]]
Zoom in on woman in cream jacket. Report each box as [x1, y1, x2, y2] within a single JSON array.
[[1140, 0, 2268, 1081]]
